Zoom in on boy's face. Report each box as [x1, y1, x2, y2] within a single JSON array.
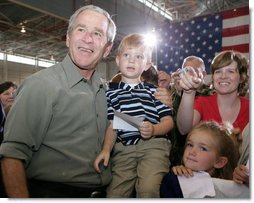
[[116, 46, 150, 83]]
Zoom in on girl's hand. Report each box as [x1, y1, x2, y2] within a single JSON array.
[[233, 165, 249, 186], [172, 165, 194, 177]]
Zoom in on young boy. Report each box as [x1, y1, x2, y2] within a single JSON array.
[[94, 33, 174, 198]]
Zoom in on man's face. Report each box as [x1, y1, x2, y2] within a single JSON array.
[[66, 10, 112, 71], [181, 60, 206, 79]]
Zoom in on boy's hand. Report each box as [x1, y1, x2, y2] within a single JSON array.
[[139, 121, 154, 139], [93, 150, 110, 173]]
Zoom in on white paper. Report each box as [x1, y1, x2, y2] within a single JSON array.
[[178, 171, 215, 198], [113, 111, 144, 131]]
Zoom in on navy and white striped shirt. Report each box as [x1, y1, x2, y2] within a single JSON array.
[[106, 81, 173, 145]]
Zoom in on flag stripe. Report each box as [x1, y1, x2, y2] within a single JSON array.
[[223, 6, 249, 19], [222, 34, 249, 47], [222, 44, 249, 53], [223, 25, 249, 37], [222, 6, 249, 55], [223, 15, 249, 29]]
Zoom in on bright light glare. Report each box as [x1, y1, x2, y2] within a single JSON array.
[[0, 51, 55, 68], [144, 33, 157, 47], [8, 54, 35, 65]]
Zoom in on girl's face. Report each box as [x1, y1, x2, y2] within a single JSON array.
[[116, 46, 149, 84], [183, 129, 220, 174], [213, 61, 241, 95]]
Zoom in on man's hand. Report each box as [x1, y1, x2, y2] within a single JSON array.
[[154, 87, 173, 108]]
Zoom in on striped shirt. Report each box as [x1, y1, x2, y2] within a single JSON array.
[[106, 81, 173, 145]]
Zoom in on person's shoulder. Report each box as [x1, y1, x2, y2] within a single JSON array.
[[108, 82, 120, 89], [143, 82, 156, 88], [162, 171, 179, 185], [106, 82, 121, 96], [239, 96, 249, 104], [20, 64, 62, 92], [143, 82, 157, 92]]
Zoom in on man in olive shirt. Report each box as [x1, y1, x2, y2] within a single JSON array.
[[0, 5, 116, 198]]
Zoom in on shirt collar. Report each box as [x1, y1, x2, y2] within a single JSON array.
[[118, 81, 145, 90], [61, 54, 104, 90]]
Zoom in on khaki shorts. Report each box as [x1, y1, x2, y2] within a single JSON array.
[[107, 137, 171, 198]]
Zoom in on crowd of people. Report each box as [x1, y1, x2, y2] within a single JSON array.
[[0, 4, 250, 198]]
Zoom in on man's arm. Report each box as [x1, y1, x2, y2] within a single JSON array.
[[1, 157, 29, 197]]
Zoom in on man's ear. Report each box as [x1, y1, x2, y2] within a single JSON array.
[[103, 43, 113, 58], [66, 34, 70, 47], [202, 70, 207, 78], [214, 156, 228, 169]]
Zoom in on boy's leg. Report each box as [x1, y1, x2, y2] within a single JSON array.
[[135, 138, 171, 198], [106, 142, 137, 198]]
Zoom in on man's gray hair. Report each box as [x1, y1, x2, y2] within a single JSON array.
[[67, 5, 116, 43]]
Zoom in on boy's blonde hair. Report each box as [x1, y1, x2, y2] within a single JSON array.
[[117, 33, 153, 62]]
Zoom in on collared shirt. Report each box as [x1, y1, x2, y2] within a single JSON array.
[[0, 55, 111, 187], [106, 81, 173, 145]]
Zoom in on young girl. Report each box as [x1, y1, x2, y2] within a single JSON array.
[[160, 121, 239, 198]]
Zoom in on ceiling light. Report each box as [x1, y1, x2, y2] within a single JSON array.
[[20, 26, 26, 33]]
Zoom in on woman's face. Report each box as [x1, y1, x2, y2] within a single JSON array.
[[212, 61, 241, 95], [183, 130, 219, 173], [0, 86, 16, 107]]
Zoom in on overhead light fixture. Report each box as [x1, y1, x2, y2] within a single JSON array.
[[20, 26, 26, 33]]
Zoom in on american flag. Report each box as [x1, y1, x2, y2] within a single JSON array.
[[156, 6, 249, 74]]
